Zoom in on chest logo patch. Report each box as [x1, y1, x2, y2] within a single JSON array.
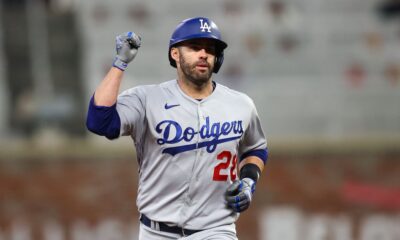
[[155, 117, 243, 156]]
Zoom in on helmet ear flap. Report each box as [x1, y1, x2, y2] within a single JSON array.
[[213, 51, 224, 73]]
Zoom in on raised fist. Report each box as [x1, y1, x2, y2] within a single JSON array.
[[112, 31, 141, 71]]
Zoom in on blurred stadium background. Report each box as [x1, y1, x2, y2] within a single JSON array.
[[0, 0, 399, 239]]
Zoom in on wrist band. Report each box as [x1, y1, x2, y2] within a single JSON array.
[[240, 163, 261, 183], [112, 57, 128, 71]]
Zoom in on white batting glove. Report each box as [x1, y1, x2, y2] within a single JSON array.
[[112, 31, 141, 71], [225, 178, 256, 212]]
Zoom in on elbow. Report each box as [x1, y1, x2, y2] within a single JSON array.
[[86, 117, 101, 135], [86, 114, 120, 139], [86, 96, 121, 139], [86, 112, 104, 135]]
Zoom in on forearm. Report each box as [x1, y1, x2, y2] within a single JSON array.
[[93, 31, 141, 107], [239, 156, 264, 172], [94, 67, 124, 106], [239, 156, 264, 182]]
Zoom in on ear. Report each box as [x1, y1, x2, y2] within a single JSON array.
[[170, 47, 179, 66]]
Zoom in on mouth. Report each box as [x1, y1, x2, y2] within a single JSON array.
[[195, 62, 209, 71]]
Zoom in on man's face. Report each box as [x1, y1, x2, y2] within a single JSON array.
[[175, 39, 217, 86]]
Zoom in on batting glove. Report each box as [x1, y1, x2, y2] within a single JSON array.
[[225, 178, 256, 212], [113, 31, 141, 71]]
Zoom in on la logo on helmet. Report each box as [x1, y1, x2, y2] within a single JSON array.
[[199, 19, 212, 32]]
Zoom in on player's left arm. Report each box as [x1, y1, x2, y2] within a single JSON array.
[[225, 153, 267, 213], [225, 98, 267, 212]]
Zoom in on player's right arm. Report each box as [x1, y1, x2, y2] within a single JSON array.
[[86, 32, 141, 139], [94, 67, 124, 107]]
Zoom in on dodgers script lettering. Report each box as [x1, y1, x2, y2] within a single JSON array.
[[156, 117, 243, 156]]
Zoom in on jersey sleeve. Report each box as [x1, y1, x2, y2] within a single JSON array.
[[86, 95, 121, 140], [116, 87, 146, 137], [238, 100, 268, 163]]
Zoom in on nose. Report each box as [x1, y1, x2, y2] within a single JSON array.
[[199, 48, 208, 59]]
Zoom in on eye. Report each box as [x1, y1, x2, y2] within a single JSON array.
[[184, 41, 216, 54], [189, 44, 202, 51], [194, 45, 216, 54], [205, 46, 216, 55]]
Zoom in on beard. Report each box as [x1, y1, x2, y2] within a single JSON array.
[[179, 50, 213, 87]]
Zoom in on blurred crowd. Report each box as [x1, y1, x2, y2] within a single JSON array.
[[0, 0, 399, 142]]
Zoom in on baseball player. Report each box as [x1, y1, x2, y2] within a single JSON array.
[[86, 17, 268, 240]]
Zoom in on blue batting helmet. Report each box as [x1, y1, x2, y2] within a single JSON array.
[[168, 17, 228, 73]]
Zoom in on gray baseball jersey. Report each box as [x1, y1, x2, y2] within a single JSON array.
[[116, 79, 267, 230]]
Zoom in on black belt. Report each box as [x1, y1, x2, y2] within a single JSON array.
[[140, 214, 201, 236]]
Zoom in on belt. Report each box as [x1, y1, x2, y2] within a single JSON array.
[[140, 214, 201, 236]]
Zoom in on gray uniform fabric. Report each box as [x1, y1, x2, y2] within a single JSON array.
[[116, 79, 267, 232]]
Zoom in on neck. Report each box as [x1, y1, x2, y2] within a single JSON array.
[[177, 75, 214, 100]]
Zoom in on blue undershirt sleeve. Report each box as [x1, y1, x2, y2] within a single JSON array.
[[86, 95, 121, 140], [240, 148, 268, 164]]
